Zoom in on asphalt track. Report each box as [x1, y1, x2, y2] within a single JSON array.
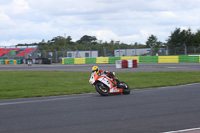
[[0, 63, 200, 133], [0, 83, 200, 133], [0, 63, 199, 72]]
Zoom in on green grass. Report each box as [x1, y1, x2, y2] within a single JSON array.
[[0, 71, 200, 99]]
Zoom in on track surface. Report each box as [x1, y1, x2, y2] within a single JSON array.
[[0, 83, 200, 133], [0, 63, 199, 72], [0, 63, 200, 133]]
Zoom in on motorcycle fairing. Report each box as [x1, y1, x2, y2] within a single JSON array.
[[89, 72, 98, 85], [97, 77, 112, 88], [98, 77, 123, 94], [109, 88, 123, 93]]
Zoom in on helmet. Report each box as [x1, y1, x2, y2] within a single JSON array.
[[92, 66, 99, 74]]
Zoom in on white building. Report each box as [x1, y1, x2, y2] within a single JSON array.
[[114, 48, 151, 56], [67, 50, 98, 58]]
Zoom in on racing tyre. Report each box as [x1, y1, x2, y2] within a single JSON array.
[[120, 81, 131, 95], [95, 82, 109, 96]]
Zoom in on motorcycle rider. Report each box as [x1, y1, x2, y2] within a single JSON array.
[[92, 66, 121, 87]]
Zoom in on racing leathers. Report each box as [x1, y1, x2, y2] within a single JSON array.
[[99, 70, 121, 87]]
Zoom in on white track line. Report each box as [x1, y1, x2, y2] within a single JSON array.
[[163, 127, 200, 133], [0, 94, 91, 106]]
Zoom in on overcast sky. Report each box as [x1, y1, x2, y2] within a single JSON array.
[[0, 0, 200, 46]]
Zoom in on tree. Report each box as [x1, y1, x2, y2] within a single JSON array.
[[77, 35, 97, 44], [50, 36, 65, 45], [146, 34, 158, 48], [166, 28, 195, 55], [146, 34, 164, 55], [66, 36, 72, 43], [167, 28, 194, 47], [194, 30, 200, 46]]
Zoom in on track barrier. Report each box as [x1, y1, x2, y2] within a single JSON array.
[[62, 56, 200, 65], [116, 59, 138, 68], [0, 58, 51, 65], [1, 56, 200, 65]]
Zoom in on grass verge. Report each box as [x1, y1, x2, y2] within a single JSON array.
[[0, 71, 200, 99]]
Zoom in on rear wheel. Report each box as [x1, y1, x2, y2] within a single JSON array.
[[120, 81, 131, 95], [95, 82, 109, 96]]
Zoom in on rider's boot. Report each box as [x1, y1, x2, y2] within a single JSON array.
[[115, 79, 122, 88]]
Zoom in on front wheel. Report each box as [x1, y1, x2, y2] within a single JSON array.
[[120, 81, 131, 95], [95, 82, 109, 96]]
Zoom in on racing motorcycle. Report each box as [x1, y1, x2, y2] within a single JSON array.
[[89, 71, 130, 96]]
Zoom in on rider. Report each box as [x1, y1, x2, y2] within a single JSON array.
[[92, 66, 121, 86]]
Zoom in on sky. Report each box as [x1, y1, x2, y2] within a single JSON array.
[[0, 0, 200, 46]]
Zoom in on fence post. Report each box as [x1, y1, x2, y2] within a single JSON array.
[[118, 46, 121, 57], [75, 47, 79, 58], [134, 45, 136, 56], [66, 48, 70, 58], [62, 49, 65, 57], [150, 46, 153, 56], [55, 49, 58, 63], [25, 52, 27, 59], [166, 46, 169, 56], [102, 47, 106, 57], [49, 51, 52, 63], [44, 50, 46, 58], [37, 50, 41, 58], [184, 44, 187, 55], [88, 47, 92, 57]]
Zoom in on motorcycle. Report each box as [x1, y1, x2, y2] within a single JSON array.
[[89, 71, 130, 96]]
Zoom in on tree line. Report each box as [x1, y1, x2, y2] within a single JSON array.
[[17, 27, 200, 56]]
